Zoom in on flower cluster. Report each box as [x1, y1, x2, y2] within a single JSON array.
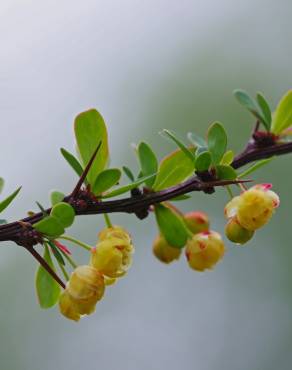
[[224, 184, 280, 245], [59, 226, 133, 321], [153, 211, 225, 272]]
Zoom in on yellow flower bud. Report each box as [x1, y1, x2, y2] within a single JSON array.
[[59, 265, 105, 321], [152, 234, 182, 263], [184, 211, 209, 234], [185, 231, 225, 271], [90, 237, 132, 278], [237, 186, 277, 231], [225, 216, 254, 245]]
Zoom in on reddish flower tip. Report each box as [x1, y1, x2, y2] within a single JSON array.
[[54, 240, 71, 255]]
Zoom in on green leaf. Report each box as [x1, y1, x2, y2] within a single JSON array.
[[0, 219, 7, 225], [137, 142, 158, 187], [51, 202, 75, 228], [207, 122, 227, 164], [195, 151, 212, 172], [50, 191, 65, 206], [35, 245, 61, 309], [257, 93, 272, 129], [161, 130, 195, 163], [187, 132, 206, 148], [60, 148, 85, 182], [0, 178, 4, 194], [237, 158, 274, 179], [122, 166, 135, 182], [170, 194, 191, 201], [220, 150, 234, 165], [216, 165, 237, 180], [154, 204, 188, 248], [153, 149, 195, 191], [0, 186, 22, 214], [74, 109, 109, 186], [33, 216, 65, 238], [47, 241, 65, 266], [271, 90, 292, 134], [102, 173, 157, 198], [93, 168, 122, 195], [234, 89, 269, 130]]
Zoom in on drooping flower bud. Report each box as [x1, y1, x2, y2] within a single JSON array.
[[59, 265, 105, 321], [225, 216, 254, 245], [152, 234, 182, 263], [90, 237, 133, 278], [237, 184, 279, 231], [184, 211, 209, 234], [185, 231, 225, 271]]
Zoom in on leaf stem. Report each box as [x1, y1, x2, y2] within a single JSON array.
[[58, 235, 92, 251]]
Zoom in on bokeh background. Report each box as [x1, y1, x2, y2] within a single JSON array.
[[1, 1, 292, 369]]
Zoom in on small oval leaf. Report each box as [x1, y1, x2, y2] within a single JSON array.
[[207, 122, 227, 164], [153, 149, 195, 191], [74, 109, 109, 186], [35, 245, 61, 309], [137, 142, 158, 187], [33, 216, 65, 238], [154, 204, 189, 248], [216, 165, 237, 180], [220, 150, 234, 165], [51, 202, 75, 228], [195, 151, 212, 172], [93, 168, 122, 195]]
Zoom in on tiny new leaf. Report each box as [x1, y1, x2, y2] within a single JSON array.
[[0, 186, 22, 214], [207, 122, 227, 164], [220, 150, 234, 165], [74, 109, 109, 186], [271, 90, 292, 135], [137, 142, 158, 187], [195, 151, 212, 172], [35, 244, 61, 309], [50, 191, 65, 206], [153, 148, 195, 191], [154, 204, 188, 248], [93, 168, 122, 195]]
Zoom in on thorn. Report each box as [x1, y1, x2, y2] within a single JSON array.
[[70, 141, 102, 198]]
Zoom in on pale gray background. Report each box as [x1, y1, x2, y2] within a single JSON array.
[[1, 1, 292, 370]]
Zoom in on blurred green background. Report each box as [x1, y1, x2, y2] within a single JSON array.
[[1, 1, 292, 369]]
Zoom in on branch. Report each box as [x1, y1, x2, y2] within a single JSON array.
[[0, 138, 292, 245]]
